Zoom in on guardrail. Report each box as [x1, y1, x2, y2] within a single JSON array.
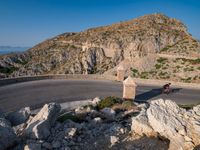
[[0, 74, 116, 86]]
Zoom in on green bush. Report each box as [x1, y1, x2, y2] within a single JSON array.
[[131, 68, 139, 77], [131, 68, 138, 73], [178, 103, 200, 110], [15, 60, 28, 65], [57, 113, 81, 123], [122, 101, 134, 108], [191, 58, 200, 64], [157, 57, 168, 64], [0, 67, 18, 74], [97, 96, 122, 109], [160, 47, 169, 52], [155, 64, 162, 69], [140, 72, 149, 79]]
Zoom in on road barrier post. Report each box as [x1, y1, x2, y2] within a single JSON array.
[[123, 76, 137, 100], [117, 65, 125, 82]]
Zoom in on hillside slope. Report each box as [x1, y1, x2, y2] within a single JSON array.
[[0, 14, 200, 82]]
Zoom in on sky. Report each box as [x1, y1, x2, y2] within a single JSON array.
[[0, 0, 200, 47]]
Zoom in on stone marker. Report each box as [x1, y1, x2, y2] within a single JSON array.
[[123, 76, 137, 100], [117, 65, 125, 82]]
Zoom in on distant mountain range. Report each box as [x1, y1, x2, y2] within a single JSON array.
[[0, 46, 30, 54]]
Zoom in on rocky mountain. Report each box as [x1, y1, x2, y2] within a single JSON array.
[[0, 13, 200, 82]]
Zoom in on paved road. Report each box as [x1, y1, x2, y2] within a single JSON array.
[[0, 79, 200, 112]]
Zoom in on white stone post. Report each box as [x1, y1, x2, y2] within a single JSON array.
[[123, 76, 137, 100], [117, 65, 125, 82]]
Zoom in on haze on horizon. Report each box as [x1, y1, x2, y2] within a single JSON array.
[[0, 0, 200, 47]]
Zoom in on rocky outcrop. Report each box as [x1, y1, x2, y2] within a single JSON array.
[[6, 107, 31, 126], [4, 97, 200, 150], [23, 103, 61, 139], [0, 111, 18, 150], [131, 99, 200, 150]]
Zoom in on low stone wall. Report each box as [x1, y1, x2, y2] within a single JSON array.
[[0, 74, 200, 89], [0, 74, 116, 86]]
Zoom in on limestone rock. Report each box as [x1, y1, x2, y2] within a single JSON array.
[[6, 107, 31, 126], [110, 136, 119, 147], [52, 140, 61, 149], [101, 107, 116, 119], [0, 112, 18, 150], [131, 109, 156, 137], [92, 117, 102, 124], [23, 103, 61, 139], [65, 128, 77, 137], [42, 142, 52, 149], [24, 143, 41, 150], [91, 97, 101, 106], [131, 99, 200, 150]]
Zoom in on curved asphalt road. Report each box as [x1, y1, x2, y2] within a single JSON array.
[[0, 79, 200, 112]]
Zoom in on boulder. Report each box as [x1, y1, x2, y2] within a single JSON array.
[[101, 107, 116, 119], [42, 142, 52, 149], [0, 109, 5, 118], [0, 112, 18, 150], [23, 103, 61, 139], [92, 117, 102, 124], [6, 107, 31, 126], [65, 128, 77, 137], [110, 136, 119, 147], [131, 99, 200, 150], [52, 140, 61, 149], [91, 97, 101, 106], [24, 143, 41, 150]]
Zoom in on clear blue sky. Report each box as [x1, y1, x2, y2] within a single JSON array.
[[0, 0, 199, 47]]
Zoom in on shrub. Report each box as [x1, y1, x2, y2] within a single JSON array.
[[162, 66, 168, 70], [161, 47, 169, 52], [0, 67, 18, 74], [191, 58, 200, 64], [157, 57, 168, 64], [131, 68, 138, 73], [121, 101, 135, 109], [159, 71, 168, 77], [178, 103, 200, 110], [97, 96, 122, 109], [15, 60, 28, 65], [57, 113, 81, 123], [131, 68, 139, 77], [140, 72, 149, 79], [155, 64, 162, 69]]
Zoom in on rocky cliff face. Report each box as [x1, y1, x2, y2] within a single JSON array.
[[0, 14, 199, 78]]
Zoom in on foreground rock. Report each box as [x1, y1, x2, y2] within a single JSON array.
[[23, 103, 61, 139], [131, 99, 200, 150], [0, 111, 18, 150], [6, 107, 31, 126], [9, 97, 200, 150]]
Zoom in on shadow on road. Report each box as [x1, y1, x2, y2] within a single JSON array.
[[135, 88, 182, 103]]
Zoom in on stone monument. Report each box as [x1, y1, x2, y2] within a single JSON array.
[[123, 76, 137, 100], [117, 65, 125, 82]]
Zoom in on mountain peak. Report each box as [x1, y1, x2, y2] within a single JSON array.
[[0, 14, 199, 83]]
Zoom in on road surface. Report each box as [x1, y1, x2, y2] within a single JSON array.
[[0, 79, 200, 112]]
